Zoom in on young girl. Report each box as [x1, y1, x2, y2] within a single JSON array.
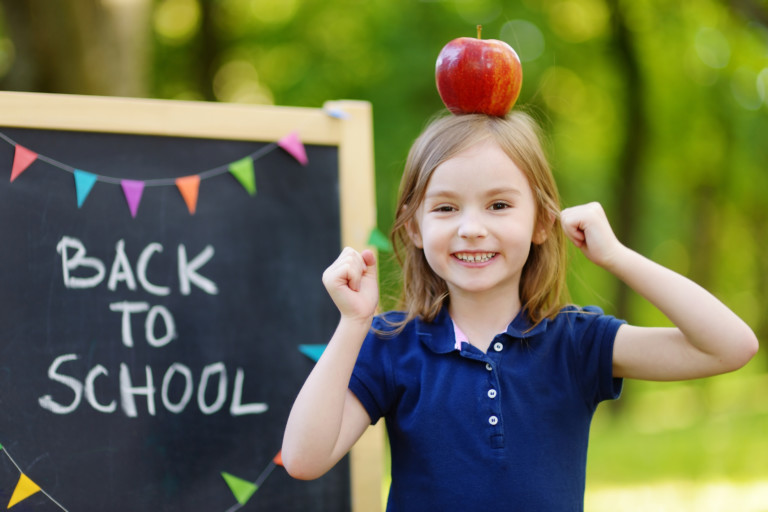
[[281, 111, 758, 510]]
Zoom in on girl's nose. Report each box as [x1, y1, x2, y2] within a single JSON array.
[[457, 210, 488, 239]]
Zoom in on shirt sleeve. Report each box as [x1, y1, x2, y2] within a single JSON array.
[[569, 306, 625, 407], [348, 316, 397, 425]]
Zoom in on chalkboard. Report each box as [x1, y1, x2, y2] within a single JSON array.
[[0, 92, 380, 511]]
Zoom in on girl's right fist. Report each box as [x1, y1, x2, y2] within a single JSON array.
[[322, 248, 379, 321]]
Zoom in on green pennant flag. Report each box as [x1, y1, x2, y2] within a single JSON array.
[[221, 472, 258, 505], [229, 157, 256, 196], [367, 227, 393, 252]]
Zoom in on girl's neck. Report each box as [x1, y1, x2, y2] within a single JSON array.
[[448, 287, 521, 351]]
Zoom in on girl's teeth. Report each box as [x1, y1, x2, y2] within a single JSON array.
[[456, 252, 494, 263]]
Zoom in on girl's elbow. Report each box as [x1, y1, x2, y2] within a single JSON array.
[[283, 462, 319, 481], [280, 446, 328, 481], [740, 331, 759, 365], [724, 329, 759, 372]]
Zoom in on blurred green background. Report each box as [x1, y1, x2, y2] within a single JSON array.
[[1, 0, 766, 509]]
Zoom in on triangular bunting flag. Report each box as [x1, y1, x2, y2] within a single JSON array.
[[175, 175, 200, 215], [273, 451, 283, 466], [367, 227, 393, 252], [229, 157, 256, 196], [10, 145, 38, 182], [221, 472, 258, 506], [298, 344, 327, 363], [278, 132, 308, 166], [7, 473, 41, 509], [121, 180, 145, 218], [73, 169, 98, 208]]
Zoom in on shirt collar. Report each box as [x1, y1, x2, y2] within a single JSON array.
[[417, 306, 551, 354]]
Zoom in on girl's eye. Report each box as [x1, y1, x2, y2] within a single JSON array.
[[490, 202, 511, 210], [432, 205, 456, 213]]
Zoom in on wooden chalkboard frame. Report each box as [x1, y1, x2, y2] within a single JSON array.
[[0, 91, 383, 512]]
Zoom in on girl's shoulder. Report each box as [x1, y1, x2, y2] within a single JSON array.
[[371, 310, 407, 330], [556, 304, 607, 317], [547, 304, 626, 343], [371, 310, 421, 339]]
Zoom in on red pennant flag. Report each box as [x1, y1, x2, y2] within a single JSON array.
[[278, 132, 308, 166], [176, 175, 200, 215], [10, 145, 38, 182]]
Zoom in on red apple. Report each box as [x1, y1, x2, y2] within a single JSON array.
[[435, 26, 523, 117]]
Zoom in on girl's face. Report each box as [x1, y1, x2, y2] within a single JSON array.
[[408, 139, 546, 303]]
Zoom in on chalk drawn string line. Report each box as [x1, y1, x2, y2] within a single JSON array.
[[0, 130, 279, 187], [1, 441, 281, 511], [0, 445, 70, 511]]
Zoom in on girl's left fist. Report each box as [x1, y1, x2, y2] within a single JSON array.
[[560, 202, 622, 268]]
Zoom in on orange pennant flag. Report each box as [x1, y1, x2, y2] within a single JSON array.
[[7, 473, 41, 509], [175, 175, 200, 215], [10, 145, 38, 182]]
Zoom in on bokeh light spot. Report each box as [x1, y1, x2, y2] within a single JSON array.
[[501, 20, 545, 63], [541, 66, 587, 116], [694, 27, 731, 69], [454, 0, 502, 25], [213, 59, 274, 104], [249, 0, 299, 25], [548, 0, 609, 43], [756, 68, 768, 106], [154, 0, 201, 45], [731, 67, 762, 111]]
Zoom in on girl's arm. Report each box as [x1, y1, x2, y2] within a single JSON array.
[[560, 202, 758, 381], [281, 248, 379, 479]]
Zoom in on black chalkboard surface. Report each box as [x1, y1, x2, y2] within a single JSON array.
[[0, 93, 378, 511]]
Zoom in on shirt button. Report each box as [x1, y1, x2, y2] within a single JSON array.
[[487, 389, 497, 399], [489, 415, 499, 426], [485, 363, 493, 371], [493, 342, 504, 352]]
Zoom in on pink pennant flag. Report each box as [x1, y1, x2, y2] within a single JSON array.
[[121, 180, 145, 218], [278, 132, 308, 166], [10, 144, 38, 182]]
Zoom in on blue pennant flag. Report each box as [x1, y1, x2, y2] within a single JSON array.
[[299, 344, 327, 363], [73, 169, 98, 208]]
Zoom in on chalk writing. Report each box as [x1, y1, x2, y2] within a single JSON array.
[[38, 236, 267, 418]]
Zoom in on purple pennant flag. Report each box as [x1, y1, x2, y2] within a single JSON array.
[[121, 180, 145, 218]]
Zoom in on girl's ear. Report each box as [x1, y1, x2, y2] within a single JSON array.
[[532, 211, 555, 245], [405, 218, 423, 248]]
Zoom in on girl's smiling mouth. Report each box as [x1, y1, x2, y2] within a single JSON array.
[[453, 252, 497, 263]]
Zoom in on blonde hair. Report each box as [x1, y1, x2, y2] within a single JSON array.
[[390, 111, 568, 328]]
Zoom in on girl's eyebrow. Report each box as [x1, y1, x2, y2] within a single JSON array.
[[424, 186, 523, 199], [486, 186, 523, 197]]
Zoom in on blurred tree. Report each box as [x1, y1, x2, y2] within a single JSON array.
[[0, 0, 152, 97]]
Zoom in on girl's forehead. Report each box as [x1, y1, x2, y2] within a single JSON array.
[[426, 140, 530, 191]]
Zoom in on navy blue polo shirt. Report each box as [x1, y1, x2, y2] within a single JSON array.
[[349, 306, 624, 511]]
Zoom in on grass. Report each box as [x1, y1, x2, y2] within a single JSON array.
[[585, 364, 768, 510]]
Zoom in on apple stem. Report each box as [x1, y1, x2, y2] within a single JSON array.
[[477, 25, 482, 39]]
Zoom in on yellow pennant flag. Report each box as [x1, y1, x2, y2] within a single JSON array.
[[7, 473, 41, 509]]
